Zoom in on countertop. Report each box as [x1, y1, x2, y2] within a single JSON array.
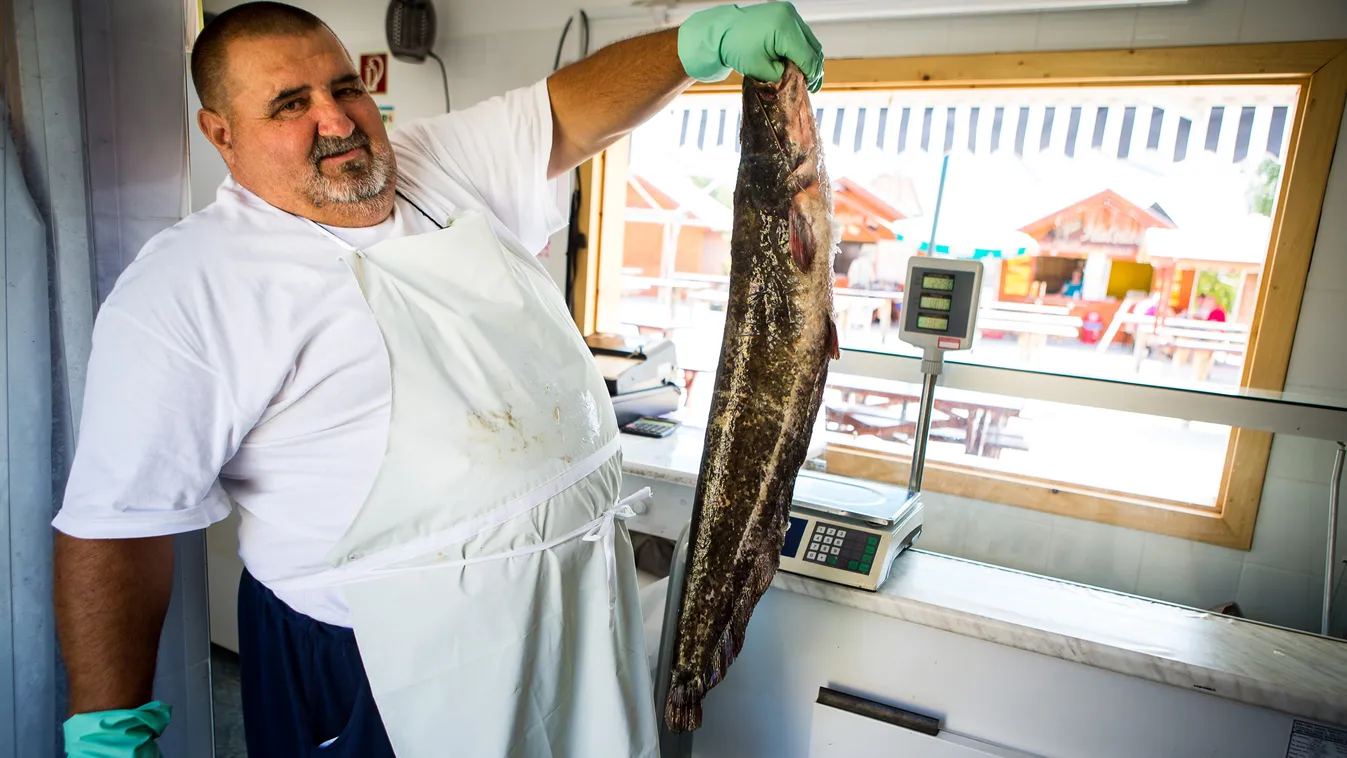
[[617, 424, 1347, 728]]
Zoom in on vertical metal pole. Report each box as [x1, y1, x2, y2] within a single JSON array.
[[1323, 441, 1345, 637], [908, 369, 941, 495], [655, 525, 695, 758], [924, 154, 950, 254]]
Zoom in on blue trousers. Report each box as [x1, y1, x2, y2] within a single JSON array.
[[237, 569, 397, 757]]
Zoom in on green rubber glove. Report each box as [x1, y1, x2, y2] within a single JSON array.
[[64, 701, 172, 758], [678, 2, 824, 92]]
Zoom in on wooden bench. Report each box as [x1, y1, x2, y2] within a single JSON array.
[[824, 374, 1026, 459], [976, 306, 1085, 360], [1132, 318, 1249, 380]]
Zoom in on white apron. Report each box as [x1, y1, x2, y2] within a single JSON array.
[[269, 203, 659, 757]]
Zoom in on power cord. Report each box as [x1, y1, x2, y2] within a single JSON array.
[[427, 50, 450, 112], [556, 10, 590, 314]]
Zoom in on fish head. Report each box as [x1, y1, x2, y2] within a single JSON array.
[[740, 60, 836, 283], [741, 61, 820, 188]]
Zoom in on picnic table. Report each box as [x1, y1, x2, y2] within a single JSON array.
[[1130, 317, 1249, 381], [823, 372, 1027, 459], [976, 303, 1083, 361], [835, 288, 903, 341]]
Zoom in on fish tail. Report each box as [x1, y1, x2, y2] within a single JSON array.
[[665, 685, 704, 733], [664, 539, 781, 732]]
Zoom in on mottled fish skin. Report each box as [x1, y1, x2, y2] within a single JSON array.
[[665, 61, 837, 733]]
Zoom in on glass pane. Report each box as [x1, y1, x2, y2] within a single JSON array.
[[820, 373, 1230, 506], [612, 81, 1322, 508], [617, 82, 1301, 392], [607, 79, 1347, 638]]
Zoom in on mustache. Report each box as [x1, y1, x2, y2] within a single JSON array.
[[310, 130, 372, 164]]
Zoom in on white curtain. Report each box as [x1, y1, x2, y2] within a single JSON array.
[[0, 0, 212, 754]]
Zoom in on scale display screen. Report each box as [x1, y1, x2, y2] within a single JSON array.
[[916, 314, 949, 331], [781, 516, 807, 558], [919, 293, 952, 311], [922, 273, 956, 291]]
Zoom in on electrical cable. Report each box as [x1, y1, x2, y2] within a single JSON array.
[[553, 16, 574, 72], [557, 10, 591, 315], [427, 51, 451, 112]]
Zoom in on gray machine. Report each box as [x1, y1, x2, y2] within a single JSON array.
[[585, 332, 683, 425], [654, 255, 984, 754]]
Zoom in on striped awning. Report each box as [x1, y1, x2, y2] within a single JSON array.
[[671, 98, 1295, 167]]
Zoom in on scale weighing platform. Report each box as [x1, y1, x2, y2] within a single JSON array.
[[775, 256, 983, 592], [777, 473, 924, 591]]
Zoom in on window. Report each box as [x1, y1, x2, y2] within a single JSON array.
[[571, 42, 1347, 549]]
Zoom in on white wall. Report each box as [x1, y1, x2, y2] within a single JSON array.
[[430, 0, 1347, 633]]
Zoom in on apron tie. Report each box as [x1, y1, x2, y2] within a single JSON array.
[[583, 488, 652, 630]]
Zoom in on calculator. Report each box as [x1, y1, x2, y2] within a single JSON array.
[[620, 416, 680, 438]]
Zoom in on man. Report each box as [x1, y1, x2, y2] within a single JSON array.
[[52, 2, 823, 756], [1061, 268, 1084, 299]]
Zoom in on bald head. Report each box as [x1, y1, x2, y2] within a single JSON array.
[[192, 2, 395, 228], [191, 2, 330, 114]]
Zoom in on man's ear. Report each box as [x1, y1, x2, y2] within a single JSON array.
[[198, 108, 232, 157]]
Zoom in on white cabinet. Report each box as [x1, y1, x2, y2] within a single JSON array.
[[809, 702, 1034, 757]]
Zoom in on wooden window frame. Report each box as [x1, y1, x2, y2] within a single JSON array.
[[571, 41, 1347, 549]]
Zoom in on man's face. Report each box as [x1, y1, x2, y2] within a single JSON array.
[[199, 27, 396, 226]]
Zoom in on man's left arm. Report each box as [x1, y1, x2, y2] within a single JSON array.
[[546, 2, 824, 180]]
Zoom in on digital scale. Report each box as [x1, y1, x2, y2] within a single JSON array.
[[775, 256, 983, 591]]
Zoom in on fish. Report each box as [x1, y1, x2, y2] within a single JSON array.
[[664, 60, 838, 733]]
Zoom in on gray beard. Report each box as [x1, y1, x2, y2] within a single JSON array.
[[303, 150, 393, 208]]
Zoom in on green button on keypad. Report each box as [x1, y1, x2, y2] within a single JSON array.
[[864, 545, 876, 556], [860, 564, 871, 573], [867, 535, 879, 545], [847, 560, 859, 571], [827, 556, 837, 565]]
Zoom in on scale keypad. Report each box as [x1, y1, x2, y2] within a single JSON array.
[[805, 523, 880, 574]]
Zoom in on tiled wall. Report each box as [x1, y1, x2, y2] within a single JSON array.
[[430, 0, 1347, 632]]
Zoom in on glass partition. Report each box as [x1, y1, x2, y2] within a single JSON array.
[[607, 72, 1346, 640]]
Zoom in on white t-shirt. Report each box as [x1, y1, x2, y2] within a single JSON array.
[[53, 79, 568, 627]]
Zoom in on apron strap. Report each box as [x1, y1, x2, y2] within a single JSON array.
[[582, 488, 653, 630], [268, 436, 623, 592], [280, 487, 653, 629]]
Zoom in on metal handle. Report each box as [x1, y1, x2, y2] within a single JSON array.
[[816, 686, 941, 737]]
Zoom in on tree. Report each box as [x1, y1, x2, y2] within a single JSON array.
[[1248, 158, 1282, 217]]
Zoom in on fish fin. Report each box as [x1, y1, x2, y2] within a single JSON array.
[[829, 318, 841, 359], [790, 206, 814, 272]]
